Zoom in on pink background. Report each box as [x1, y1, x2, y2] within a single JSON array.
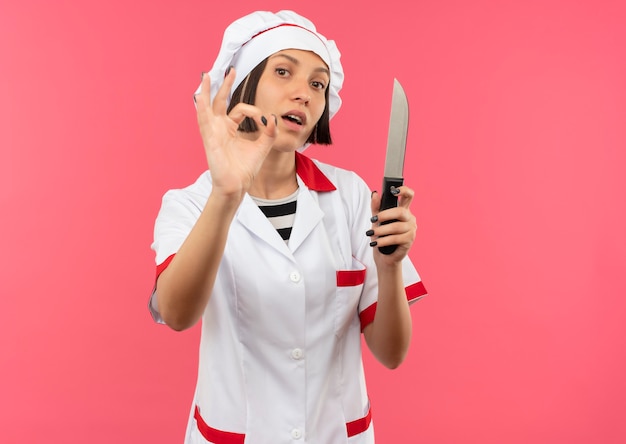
[[2, 0, 625, 442]]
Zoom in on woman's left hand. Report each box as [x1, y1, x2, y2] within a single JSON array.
[[368, 186, 417, 265]]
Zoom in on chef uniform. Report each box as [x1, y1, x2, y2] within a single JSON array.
[[149, 10, 427, 444]]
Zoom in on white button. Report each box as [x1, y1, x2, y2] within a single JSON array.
[[289, 271, 301, 283], [291, 428, 302, 439], [291, 348, 303, 360]]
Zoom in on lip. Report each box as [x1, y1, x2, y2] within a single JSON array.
[[280, 110, 308, 130]]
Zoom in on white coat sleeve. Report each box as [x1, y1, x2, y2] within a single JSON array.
[[148, 176, 209, 323], [345, 172, 427, 330]]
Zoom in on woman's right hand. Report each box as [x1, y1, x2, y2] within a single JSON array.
[[194, 68, 277, 201]]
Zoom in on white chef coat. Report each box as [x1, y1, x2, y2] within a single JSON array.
[[149, 152, 427, 444]]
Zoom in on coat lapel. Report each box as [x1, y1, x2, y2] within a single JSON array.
[[236, 194, 293, 258], [288, 177, 324, 253], [234, 153, 336, 259]]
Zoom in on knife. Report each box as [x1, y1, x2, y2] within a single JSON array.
[[378, 79, 409, 255]]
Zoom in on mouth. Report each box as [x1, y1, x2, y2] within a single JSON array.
[[281, 112, 307, 126]]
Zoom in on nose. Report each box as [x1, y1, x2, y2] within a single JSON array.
[[291, 79, 311, 105], [295, 94, 311, 105], [293, 92, 311, 105]]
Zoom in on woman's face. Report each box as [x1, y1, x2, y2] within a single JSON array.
[[254, 49, 329, 151]]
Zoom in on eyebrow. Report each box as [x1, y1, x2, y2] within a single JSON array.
[[270, 53, 330, 76]]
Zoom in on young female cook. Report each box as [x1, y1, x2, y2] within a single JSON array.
[[149, 10, 427, 443]]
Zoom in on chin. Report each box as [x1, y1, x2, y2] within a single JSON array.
[[273, 135, 308, 152]]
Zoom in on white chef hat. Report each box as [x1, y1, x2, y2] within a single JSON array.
[[194, 10, 344, 120]]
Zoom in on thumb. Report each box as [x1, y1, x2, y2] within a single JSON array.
[[257, 113, 278, 144]]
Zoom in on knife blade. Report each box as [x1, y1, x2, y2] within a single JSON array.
[[378, 79, 409, 255]]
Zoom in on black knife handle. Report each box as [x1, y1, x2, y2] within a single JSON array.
[[378, 177, 404, 255]]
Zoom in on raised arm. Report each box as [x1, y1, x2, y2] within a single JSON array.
[[156, 69, 277, 331], [363, 186, 417, 368]]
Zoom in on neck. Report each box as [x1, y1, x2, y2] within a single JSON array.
[[248, 151, 298, 199]]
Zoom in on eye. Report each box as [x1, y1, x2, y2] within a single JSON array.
[[275, 68, 289, 77], [311, 81, 327, 90]]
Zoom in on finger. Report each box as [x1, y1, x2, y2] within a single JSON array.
[[372, 218, 413, 237], [395, 185, 415, 208], [195, 72, 214, 123], [213, 66, 235, 115], [262, 113, 279, 138], [370, 190, 381, 218], [370, 218, 415, 250], [198, 72, 213, 105], [227, 103, 267, 127], [253, 114, 279, 149], [374, 205, 408, 225], [255, 114, 273, 134], [373, 233, 412, 255]]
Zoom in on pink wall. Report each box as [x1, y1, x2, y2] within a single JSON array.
[[2, 0, 625, 442]]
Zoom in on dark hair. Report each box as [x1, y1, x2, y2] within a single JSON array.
[[226, 57, 333, 145]]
